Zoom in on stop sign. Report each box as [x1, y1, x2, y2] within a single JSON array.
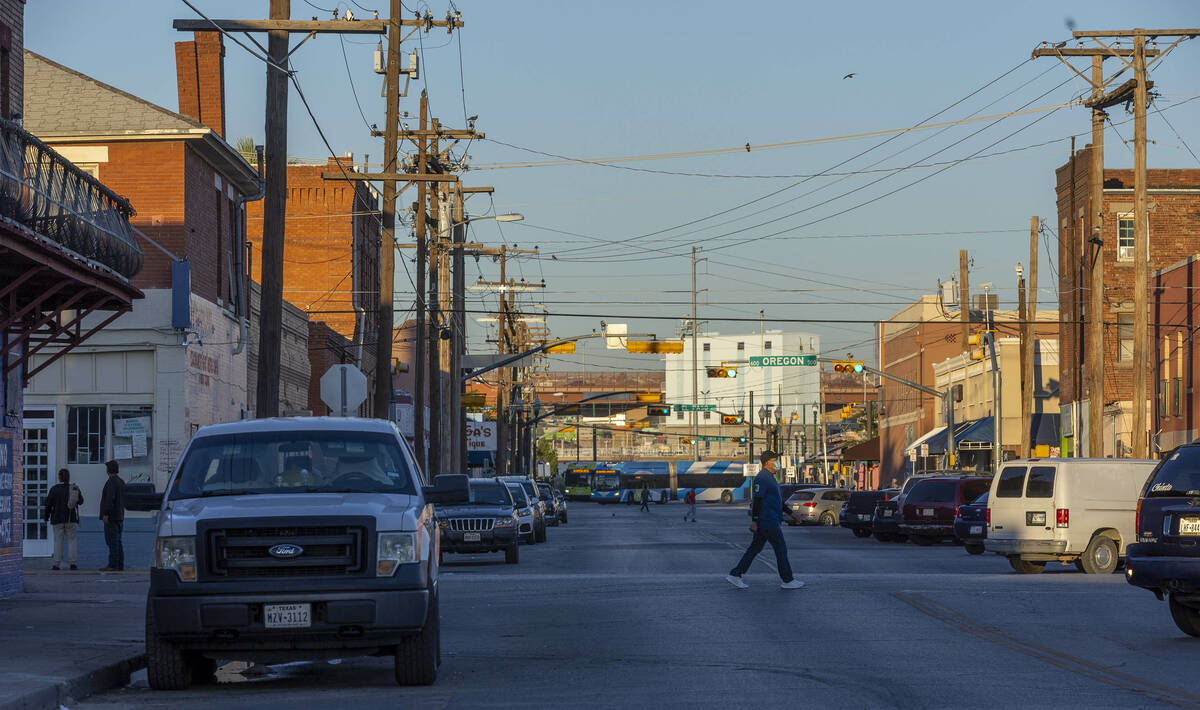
[[320, 364, 368, 416]]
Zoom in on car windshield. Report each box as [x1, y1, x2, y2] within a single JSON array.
[[169, 430, 415, 500], [506, 484, 528, 506], [537, 484, 553, 499], [1145, 447, 1200, 497], [468, 481, 513, 506], [906, 480, 959, 503]]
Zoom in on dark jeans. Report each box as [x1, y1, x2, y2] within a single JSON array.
[[640, 496, 649, 512], [103, 519, 124, 570], [729, 525, 793, 582]]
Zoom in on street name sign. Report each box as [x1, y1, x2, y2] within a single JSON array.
[[749, 355, 816, 367], [673, 404, 717, 412]]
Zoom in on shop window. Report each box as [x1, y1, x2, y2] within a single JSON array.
[[67, 406, 106, 463], [111, 405, 154, 482]]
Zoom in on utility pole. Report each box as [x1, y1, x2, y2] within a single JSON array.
[[959, 249, 970, 352], [414, 94, 429, 467], [1018, 262, 1029, 456], [1131, 33, 1150, 459], [427, 120, 443, 476], [1025, 217, 1039, 456], [691, 246, 700, 461], [496, 245, 508, 474], [374, 0, 402, 424], [1087, 56, 1106, 459]]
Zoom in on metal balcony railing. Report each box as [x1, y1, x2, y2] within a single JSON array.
[[0, 118, 141, 279]]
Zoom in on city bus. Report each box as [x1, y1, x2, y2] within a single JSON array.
[[675, 461, 751, 504], [617, 461, 671, 504], [590, 466, 622, 503], [564, 463, 596, 501]]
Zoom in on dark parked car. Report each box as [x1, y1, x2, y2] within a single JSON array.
[[841, 489, 898, 538], [436, 478, 520, 564], [899, 476, 992, 546], [500, 476, 547, 543], [552, 488, 568, 524], [872, 472, 977, 543], [1125, 445, 1200, 637], [537, 483, 560, 527], [953, 491, 989, 555]]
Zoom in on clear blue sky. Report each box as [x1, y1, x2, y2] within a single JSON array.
[[26, 1, 1200, 372]]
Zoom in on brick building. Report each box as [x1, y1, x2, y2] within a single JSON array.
[[1, 0, 145, 592], [1152, 255, 1200, 452], [20, 33, 260, 566], [245, 160, 381, 408], [1056, 146, 1200, 456]]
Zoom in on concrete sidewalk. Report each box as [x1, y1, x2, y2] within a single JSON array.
[[0, 568, 147, 710]]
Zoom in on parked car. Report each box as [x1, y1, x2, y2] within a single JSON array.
[[123, 417, 467, 690], [986, 458, 1157, 574], [537, 483, 560, 527], [872, 472, 975, 543], [786, 488, 849, 526], [1125, 445, 1200, 636], [436, 478, 520, 564], [841, 489, 898, 538], [900, 476, 992, 546], [780, 483, 830, 500], [954, 491, 989, 554], [552, 488, 569, 524], [500, 476, 547, 543], [504, 482, 538, 545]]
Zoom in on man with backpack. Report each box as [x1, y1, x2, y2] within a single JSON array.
[[42, 468, 83, 570], [683, 488, 697, 522]]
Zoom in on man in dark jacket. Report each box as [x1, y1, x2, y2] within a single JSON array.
[[42, 468, 82, 570], [99, 459, 126, 571], [726, 451, 805, 589]]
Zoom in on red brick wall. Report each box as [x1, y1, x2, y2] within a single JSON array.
[[878, 321, 962, 478], [1154, 257, 1199, 447], [1056, 149, 1200, 412], [174, 31, 225, 138], [307, 321, 366, 416]]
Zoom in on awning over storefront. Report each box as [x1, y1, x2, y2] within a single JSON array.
[[921, 419, 981, 455], [923, 414, 1062, 454], [842, 436, 880, 461], [903, 425, 947, 455]]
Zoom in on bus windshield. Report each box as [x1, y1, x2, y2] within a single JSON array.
[[565, 470, 591, 487], [593, 471, 620, 491]]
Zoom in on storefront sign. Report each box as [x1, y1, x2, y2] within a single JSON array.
[[467, 422, 496, 452]]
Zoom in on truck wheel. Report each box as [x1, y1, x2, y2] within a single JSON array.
[[505, 541, 519, 564], [720, 490, 733, 504], [852, 528, 873, 538], [535, 522, 547, 543], [964, 542, 985, 555], [394, 590, 439, 686], [146, 606, 194, 691], [1169, 594, 1200, 637], [1079, 535, 1118, 575], [1008, 556, 1046, 574]]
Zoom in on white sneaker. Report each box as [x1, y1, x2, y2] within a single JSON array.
[[780, 579, 805, 589], [725, 574, 749, 589]]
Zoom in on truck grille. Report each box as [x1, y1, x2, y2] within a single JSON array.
[[447, 517, 495, 532], [205, 523, 368, 578]]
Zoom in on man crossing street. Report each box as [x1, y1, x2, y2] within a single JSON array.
[[726, 450, 805, 589]]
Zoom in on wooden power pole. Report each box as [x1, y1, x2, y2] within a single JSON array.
[[959, 249, 970, 352], [1021, 217, 1039, 456]]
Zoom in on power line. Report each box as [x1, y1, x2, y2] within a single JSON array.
[[338, 35, 374, 131]]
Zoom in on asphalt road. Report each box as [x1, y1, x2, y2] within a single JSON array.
[[81, 502, 1200, 709]]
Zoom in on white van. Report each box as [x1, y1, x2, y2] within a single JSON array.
[[985, 458, 1157, 574]]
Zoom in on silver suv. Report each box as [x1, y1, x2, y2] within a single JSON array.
[[126, 417, 467, 690], [786, 488, 850, 525]]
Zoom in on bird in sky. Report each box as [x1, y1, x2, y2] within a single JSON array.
[[843, 72, 856, 79]]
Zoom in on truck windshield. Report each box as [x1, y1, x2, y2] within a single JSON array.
[[168, 431, 415, 500], [469, 482, 513, 506], [1145, 447, 1200, 498]]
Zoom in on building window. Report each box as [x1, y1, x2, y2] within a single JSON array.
[[1117, 215, 1135, 262], [736, 342, 744, 351], [1174, 377, 1183, 417], [765, 341, 772, 351], [703, 410, 711, 420], [1160, 379, 1169, 417], [676, 410, 684, 421], [1118, 314, 1133, 361], [67, 406, 106, 464], [702, 342, 710, 352]]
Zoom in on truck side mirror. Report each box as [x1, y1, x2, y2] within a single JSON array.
[[125, 482, 163, 511], [423, 474, 469, 505]]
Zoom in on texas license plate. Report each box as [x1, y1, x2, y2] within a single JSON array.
[[463, 532, 481, 542], [264, 603, 311, 629], [882, 510, 893, 517], [922, 508, 934, 517], [970, 525, 983, 535], [858, 514, 870, 521], [1180, 517, 1200, 535]]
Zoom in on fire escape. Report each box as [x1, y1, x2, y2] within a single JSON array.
[[0, 118, 142, 386]]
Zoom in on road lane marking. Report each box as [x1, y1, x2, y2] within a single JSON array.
[[893, 592, 1200, 709]]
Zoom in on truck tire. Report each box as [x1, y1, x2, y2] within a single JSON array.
[[535, 521, 547, 543], [1079, 535, 1118, 575], [505, 541, 519, 564], [1169, 594, 1200, 637], [720, 490, 733, 504], [852, 528, 873, 538], [394, 590, 439, 686], [964, 542, 985, 555], [146, 606, 194, 691], [1008, 556, 1046, 574]]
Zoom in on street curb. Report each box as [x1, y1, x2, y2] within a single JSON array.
[[0, 652, 146, 710]]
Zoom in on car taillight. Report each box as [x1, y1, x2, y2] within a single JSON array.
[[952, 506, 960, 519], [986, 508, 990, 525], [1056, 508, 1069, 528], [1136, 498, 1142, 530], [802, 502, 817, 508]]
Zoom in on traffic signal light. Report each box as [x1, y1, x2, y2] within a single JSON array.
[[721, 414, 744, 425], [680, 438, 695, 445], [730, 436, 747, 443], [646, 405, 670, 416], [706, 366, 738, 378], [832, 361, 865, 373]]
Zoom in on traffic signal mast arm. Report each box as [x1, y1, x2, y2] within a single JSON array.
[[461, 332, 654, 383], [817, 358, 942, 398]]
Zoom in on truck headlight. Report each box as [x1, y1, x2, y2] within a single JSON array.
[[377, 532, 418, 576], [156, 536, 197, 582], [495, 516, 515, 527]]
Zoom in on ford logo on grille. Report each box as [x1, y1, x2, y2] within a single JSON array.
[[268, 543, 304, 559]]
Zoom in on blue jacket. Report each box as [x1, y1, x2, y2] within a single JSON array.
[[750, 470, 784, 529]]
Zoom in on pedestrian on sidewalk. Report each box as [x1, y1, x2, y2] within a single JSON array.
[[99, 459, 126, 572], [42, 468, 83, 570], [726, 450, 805, 590], [639, 483, 650, 512], [683, 487, 697, 522]]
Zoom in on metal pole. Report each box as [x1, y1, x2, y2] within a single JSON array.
[[691, 246, 699, 461]]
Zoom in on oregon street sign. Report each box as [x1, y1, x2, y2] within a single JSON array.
[[673, 404, 717, 412], [749, 355, 816, 367]]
